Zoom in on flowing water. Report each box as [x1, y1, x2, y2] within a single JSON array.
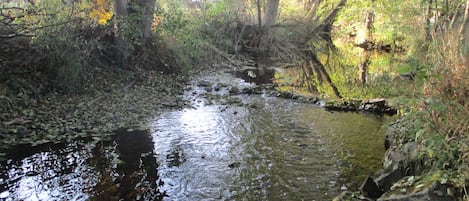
[[0, 70, 392, 201]]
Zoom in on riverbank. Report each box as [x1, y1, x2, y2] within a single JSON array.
[[0, 68, 189, 154], [334, 117, 460, 201]]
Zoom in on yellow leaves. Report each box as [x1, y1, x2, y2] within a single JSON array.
[[88, 0, 113, 25]]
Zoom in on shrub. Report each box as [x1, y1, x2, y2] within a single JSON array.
[[410, 29, 469, 197]]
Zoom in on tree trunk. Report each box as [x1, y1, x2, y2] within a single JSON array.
[[359, 52, 371, 84], [257, 0, 262, 29], [138, 0, 156, 43], [114, 0, 128, 36], [459, 0, 469, 56], [301, 61, 318, 93], [264, 0, 280, 27], [424, 0, 433, 42], [113, 0, 130, 66], [306, 0, 322, 20], [115, 0, 128, 18], [359, 10, 373, 84], [365, 11, 374, 40], [309, 0, 346, 47], [309, 51, 342, 98]]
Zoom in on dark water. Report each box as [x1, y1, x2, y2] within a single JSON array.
[[0, 71, 392, 201]]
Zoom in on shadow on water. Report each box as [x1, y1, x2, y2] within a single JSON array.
[[0, 130, 165, 201], [0, 141, 101, 200], [113, 129, 165, 201]]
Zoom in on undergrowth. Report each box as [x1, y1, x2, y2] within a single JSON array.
[[405, 30, 469, 199]]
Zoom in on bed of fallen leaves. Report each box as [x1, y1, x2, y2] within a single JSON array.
[[0, 68, 189, 152]]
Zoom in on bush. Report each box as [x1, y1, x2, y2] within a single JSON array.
[[409, 29, 469, 197]]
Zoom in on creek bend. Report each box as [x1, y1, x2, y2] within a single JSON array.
[[0, 70, 392, 200]]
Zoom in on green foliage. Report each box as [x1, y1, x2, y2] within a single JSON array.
[[0, 0, 95, 93], [200, 0, 239, 52], [400, 28, 469, 197], [156, 0, 241, 66], [155, 0, 205, 66], [156, 1, 188, 36]]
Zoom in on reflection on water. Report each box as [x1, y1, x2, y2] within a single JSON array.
[[152, 106, 240, 200], [0, 71, 392, 201], [0, 131, 163, 201], [150, 87, 391, 200], [0, 142, 99, 201]]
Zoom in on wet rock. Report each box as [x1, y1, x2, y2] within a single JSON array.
[[340, 185, 348, 191], [248, 103, 258, 109], [359, 98, 386, 112], [378, 182, 455, 201], [325, 98, 397, 115], [162, 101, 178, 107], [384, 119, 414, 151], [241, 86, 264, 94], [325, 100, 360, 112], [229, 86, 239, 94], [197, 80, 212, 87], [228, 162, 241, 168], [332, 191, 362, 201], [359, 98, 397, 115], [375, 165, 406, 192], [17, 126, 29, 137], [216, 83, 228, 88], [383, 142, 417, 170], [360, 176, 384, 198]]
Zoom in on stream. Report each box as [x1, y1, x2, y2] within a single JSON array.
[[0, 68, 392, 201]]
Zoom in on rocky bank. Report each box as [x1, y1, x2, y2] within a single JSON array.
[[334, 118, 457, 201]]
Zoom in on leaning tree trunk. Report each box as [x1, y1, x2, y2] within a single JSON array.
[[305, 0, 322, 20], [309, 51, 342, 98], [310, 0, 346, 48]]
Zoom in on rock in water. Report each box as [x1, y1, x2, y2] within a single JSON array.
[[360, 176, 384, 199]]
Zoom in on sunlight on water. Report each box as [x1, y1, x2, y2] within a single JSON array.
[[0, 143, 98, 201], [151, 106, 244, 200], [0, 71, 392, 201]]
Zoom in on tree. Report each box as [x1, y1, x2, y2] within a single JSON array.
[[113, 0, 156, 43], [359, 10, 374, 84], [111, 0, 156, 66], [460, 0, 469, 55], [305, 0, 322, 20], [137, 0, 157, 43], [264, 0, 280, 27], [424, 0, 433, 42]]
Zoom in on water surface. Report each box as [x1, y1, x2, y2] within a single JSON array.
[[0, 71, 391, 200]]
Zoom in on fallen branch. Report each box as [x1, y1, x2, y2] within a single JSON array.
[[202, 43, 238, 66], [88, 95, 104, 107]]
